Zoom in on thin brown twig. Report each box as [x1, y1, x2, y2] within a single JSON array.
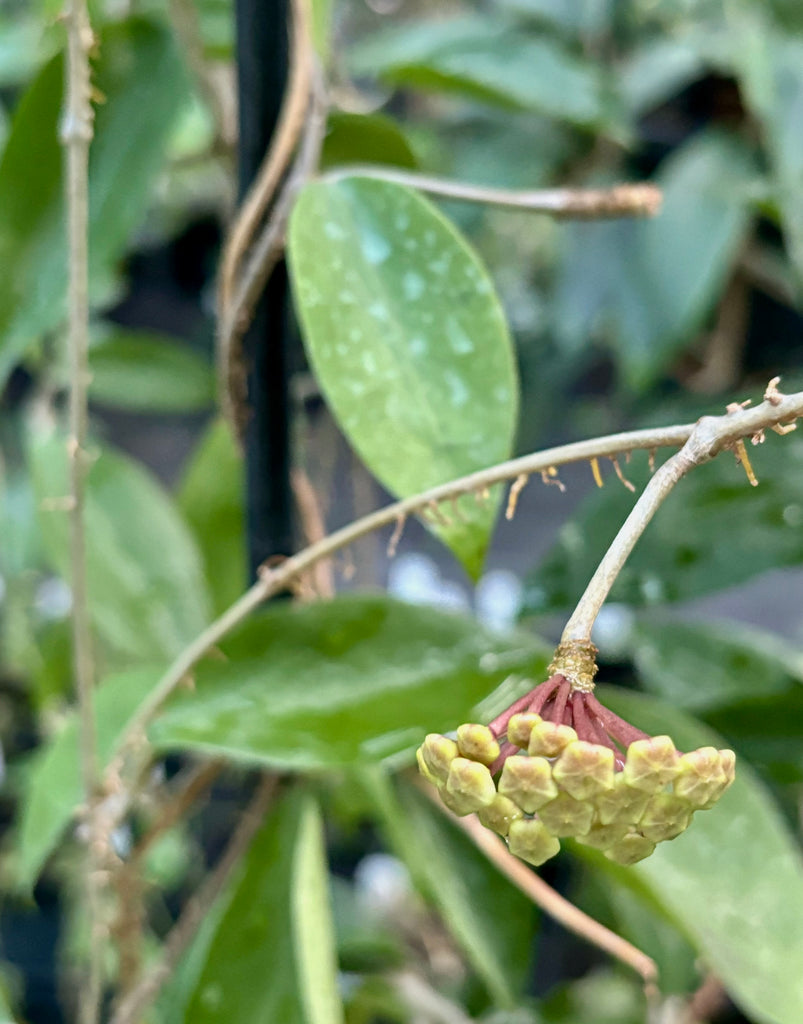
[[61, 1, 103, 1019], [218, 0, 312, 310], [109, 774, 277, 1024], [418, 784, 658, 988], [218, 74, 327, 434], [321, 167, 663, 219]]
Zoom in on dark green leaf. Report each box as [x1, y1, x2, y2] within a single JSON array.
[[632, 618, 803, 712], [288, 176, 519, 578], [522, 431, 803, 615], [554, 132, 755, 387], [321, 111, 417, 171], [89, 330, 215, 413], [367, 773, 537, 1008], [185, 789, 343, 1024], [349, 16, 608, 127], [597, 688, 803, 1024], [14, 668, 158, 893], [178, 418, 246, 615], [0, 19, 188, 386], [705, 687, 803, 784], [31, 433, 211, 666], [151, 595, 550, 768]]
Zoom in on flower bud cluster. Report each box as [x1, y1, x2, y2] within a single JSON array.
[[417, 672, 735, 869]]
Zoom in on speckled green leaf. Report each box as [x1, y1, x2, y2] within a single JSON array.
[[150, 595, 550, 769], [288, 177, 519, 579], [597, 688, 803, 1024], [185, 789, 343, 1024]]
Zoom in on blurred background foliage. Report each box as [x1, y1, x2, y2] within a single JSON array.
[[2, 0, 803, 1021]]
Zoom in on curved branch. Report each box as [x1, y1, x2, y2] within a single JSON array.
[[112, 388, 803, 756], [320, 166, 662, 219]]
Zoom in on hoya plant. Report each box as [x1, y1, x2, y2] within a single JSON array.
[[3, 0, 803, 1023]]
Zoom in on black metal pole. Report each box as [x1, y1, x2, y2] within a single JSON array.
[[234, 0, 295, 580]]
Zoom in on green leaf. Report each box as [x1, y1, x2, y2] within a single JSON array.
[[185, 789, 343, 1024], [522, 431, 803, 615], [348, 16, 608, 128], [0, 19, 188, 387], [151, 595, 550, 769], [88, 329, 215, 413], [554, 131, 755, 387], [14, 668, 158, 893], [178, 418, 246, 616], [367, 773, 537, 1008], [735, 31, 803, 288], [31, 433, 211, 666], [632, 618, 803, 712], [321, 111, 417, 171], [596, 687, 803, 1024], [287, 176, 519, 579]]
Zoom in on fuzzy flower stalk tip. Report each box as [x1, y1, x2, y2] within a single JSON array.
[[417, 643, 735, 868]]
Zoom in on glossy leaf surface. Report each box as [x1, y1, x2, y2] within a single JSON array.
[[288, 176, 518, 578], [185, 790, 343, 1024], [151, 595, 550, 768]]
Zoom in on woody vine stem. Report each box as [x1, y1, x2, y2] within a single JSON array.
[[62, 0, 103, 1023]]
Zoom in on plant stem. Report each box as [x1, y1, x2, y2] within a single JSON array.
[[61, 1, 102, 1021], [320, 167, 663, 218], [109, 774, 277, 1024], [114, 385, 803, 756], [560, 388, 803, 642]]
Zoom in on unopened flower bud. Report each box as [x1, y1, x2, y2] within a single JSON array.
[[508, 818, 561, 867], [528, 721, 578, 758], [478, 794, 523, 836], [552, 741, 615, 800], [537, 792, 594, 837], [639, 793, 692, 842], [446, 757, 496, 812], [674, 746, 722, 807], [507, 712, 542, 749], [420, 734, 458, 783], [577, 821, 630, 851], [594, 774, 651, 826], [605, 832, 656, 865], [622, 735, 679, 793], [498, 755, 558, 813], [456, 723, 501, 766]]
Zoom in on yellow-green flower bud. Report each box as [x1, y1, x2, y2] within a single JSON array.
[[528, 721, 578, 758], [594, 773, 651, 826], [446, 757, 496, 811], [498, 755, 558, 813], [420, 734, 458, 783], [639, 793, 692, 842], [605, 832, 656, 866], [508, 818, 561, 867], [537, 792, 594, 837], [456, 723, 501, 766], [698, 749, 736, 809], [674, 746, 723, 807], [576, 821, 630, 851], [478, 794, 523, 836], [416, 747, 439, 785], [622, 735, 679, 793], [439, 787, 483, 817], [552, 741, 615, 800], [507, 712, 543, 749]]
